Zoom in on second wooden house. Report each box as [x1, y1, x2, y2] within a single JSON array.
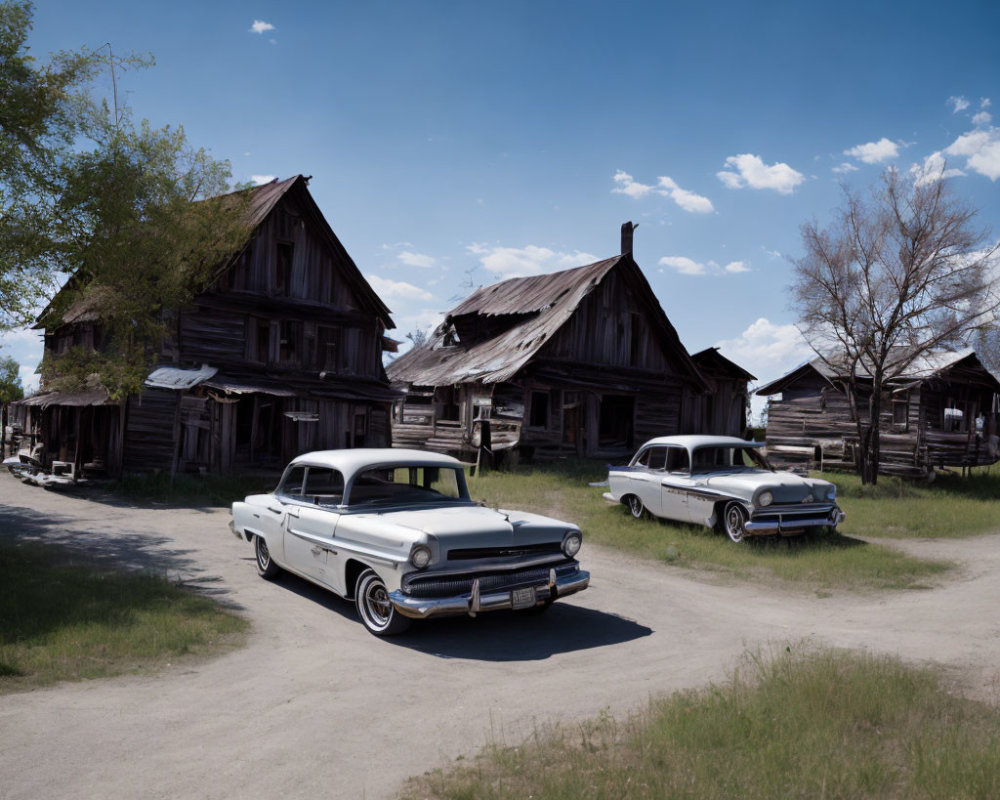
[[387, 225, 752, 462]]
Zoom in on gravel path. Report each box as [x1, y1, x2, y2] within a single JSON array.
[[1, 471, 999, 799]]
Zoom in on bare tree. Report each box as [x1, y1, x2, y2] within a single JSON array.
[[791, 169, 999, 484]]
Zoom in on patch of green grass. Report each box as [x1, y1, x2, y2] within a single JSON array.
[[828, 469, 1000, 539], [117, 472, 276, 507], [468, 460, 951, 591], [0, 541, 248, 693], [404, 647, 1000, 800]]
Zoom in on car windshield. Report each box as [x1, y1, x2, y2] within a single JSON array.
[[346, 465, 470, 507], [690, 446, 772, 473]]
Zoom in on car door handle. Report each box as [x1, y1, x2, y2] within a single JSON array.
[[267, 505, 283, 514]]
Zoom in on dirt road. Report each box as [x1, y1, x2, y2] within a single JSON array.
[[2, 471, 999, 799]]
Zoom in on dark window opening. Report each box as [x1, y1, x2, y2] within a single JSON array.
[[529, 391, 549, 428], [665, 447, 689, 472], [598, 395, 634, 447], [256, 321, 271, 363], [276, 241, 294, 295], [317, 326, 339, 371], [279, 320, 302, 364], [437, 387, 460, 421]]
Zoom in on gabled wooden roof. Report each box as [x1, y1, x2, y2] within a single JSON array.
[[690, 347, 757, 381], [37, 175, 393, 330], [227, 175, 393, 328], [387, 254, 707, 388], [756, 349, 1000, 395]]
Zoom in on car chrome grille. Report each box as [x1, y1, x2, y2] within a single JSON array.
[[446, 542, 562, 561], [751, 503, 837, 523], [403, 562, 579, 598]]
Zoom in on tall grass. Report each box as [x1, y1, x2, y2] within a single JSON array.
[[404, 647, 1000, 800], [829, 469, 1000, 539], [0, 541, 248, 692], [468, 461, 951, 591]]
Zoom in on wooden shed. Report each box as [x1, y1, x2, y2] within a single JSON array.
[[14, 175, 398, 477], [387, 225, 748, 462], [757, 350, 1000, 475]]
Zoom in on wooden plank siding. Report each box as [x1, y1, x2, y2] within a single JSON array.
[[760, 356, 1000, 476], [387, 248, 752, 463], [20, 176, 397, 477]]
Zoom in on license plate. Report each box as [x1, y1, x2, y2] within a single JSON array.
[[511, 586, 536, 610]]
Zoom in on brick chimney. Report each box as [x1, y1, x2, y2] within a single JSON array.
[[621, 221, 636, 255]]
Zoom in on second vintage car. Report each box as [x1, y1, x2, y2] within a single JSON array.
[[231, 448, 589, 635], [604, 435, 845, 542]]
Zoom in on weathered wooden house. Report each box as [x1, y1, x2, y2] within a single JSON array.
[[387, 225, 753, 461], [688, 348, 756, 438], [757, 350, 1000, 475], [13, 175, 397, 477]]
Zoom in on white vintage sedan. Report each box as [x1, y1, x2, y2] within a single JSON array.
[[604, 435, 845, 542], [231, 448, 589, 635]]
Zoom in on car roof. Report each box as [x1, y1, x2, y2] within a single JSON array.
[[290, 448, 464, 475], [637, 435, 761, 451]]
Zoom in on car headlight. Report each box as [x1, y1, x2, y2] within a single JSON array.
[[562, 531, 582, 557], [757, 491, 773, 507], [826, 485, 837, 500], [409, 544, 432, 569]]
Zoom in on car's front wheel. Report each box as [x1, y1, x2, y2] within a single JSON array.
[[355, 568, 411, 636], [255, 535, 281, 579], [722, 501, 748, 543], [625, 494, 645, 519]]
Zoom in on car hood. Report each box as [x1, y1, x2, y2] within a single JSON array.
[[342, 504, 576, 550], [695, 470, 832, 503]]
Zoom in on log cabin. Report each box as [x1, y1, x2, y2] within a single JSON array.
[[757, 350, 1000, 476], [387, 223, 752, 462], [12, 175, 398, 477]]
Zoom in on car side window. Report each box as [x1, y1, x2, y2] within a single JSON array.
[[665, 447, 690, 473], [647, 447, 667, 471], [303, 467, 345, 505], [279, 465, 306, 498]]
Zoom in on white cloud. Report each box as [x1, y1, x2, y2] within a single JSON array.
[[365, 274, 433, 301], [714, 318, 812, 386], [948, 95, 970, 113], [657, 176, 715, 214], [612, 170, 655, 199], [467, 243, 597, 278], [613, 170, 714, 213], [717, 154, 805, 194], [250, 20, 275, 34], [944, 127, 1000, 181], [982, 98, 992, 109], [398, 251, 436, 268], [250, 174, 276, 185], [844, 137, 899, 164], [658, 256, 705, 275], [832, 162, 859, 174], [724, 261, 750, 273], [910, 151, 966, 186], [972, 111, 992, 127]]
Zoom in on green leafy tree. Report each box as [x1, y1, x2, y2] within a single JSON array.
[[1, 2, 251, 398], [0, 0, 98, 328], [0, 354, 22, 403]]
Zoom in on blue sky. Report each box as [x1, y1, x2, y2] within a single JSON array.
[[4, 0, 999, 415]]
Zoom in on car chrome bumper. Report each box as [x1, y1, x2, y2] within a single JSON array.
[[745, 509, 846, 534], [389, 568, 591, 620]]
